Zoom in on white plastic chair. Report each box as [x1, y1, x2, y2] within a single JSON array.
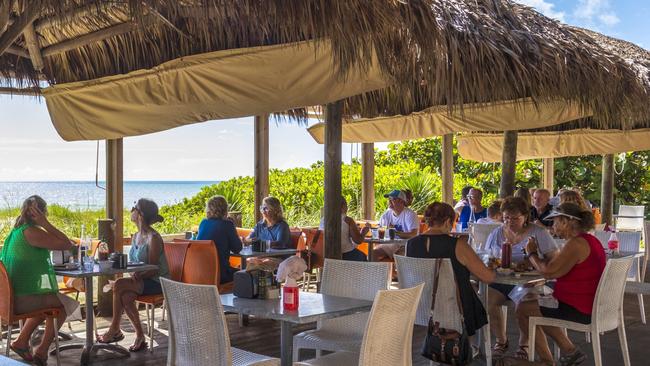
[[292, 259, 391, 361], [469, 223, 501, 251], [160, 278, 279, 366], [295, 284, 424, 366], [615, 205, 645, 232], [528, 256, 634, 366]]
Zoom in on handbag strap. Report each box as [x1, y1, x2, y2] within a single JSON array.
[[428, 237, 466, 324]]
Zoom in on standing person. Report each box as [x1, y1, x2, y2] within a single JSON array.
[[0, 196, 73, 365], [454, 185, 474, 212], [406, 202, 495, 338], [245, 196, 292, 249], [196, 195, 242, 283], [484, 197, 559, 359], [458, 188, 488, 230], [517, 203, 603, 365], [373, 190, 420, 260], [319, 197, 370, 261], [531, 189, 553, 228], [97, 198, 169, 352]]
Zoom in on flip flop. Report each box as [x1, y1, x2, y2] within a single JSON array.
[[128, 338, 148, 352], [96, 331, 125, 344], [32, 353, 48, 366], [9, 344, 33, 362]]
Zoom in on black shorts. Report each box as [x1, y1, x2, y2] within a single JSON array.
[[141, 278, 163, 296], [540, 301, 591, 324], [489, 283, 516, 300]]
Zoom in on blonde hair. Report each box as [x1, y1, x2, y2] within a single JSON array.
[[263, 196, 283, 222], [559, 190, 589, 211], [15, 195, 47, 228], [206, 195, 228, 219]]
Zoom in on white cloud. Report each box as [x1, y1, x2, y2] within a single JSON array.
[[516, 0, 566, 21], [573, 0, 619, 27]]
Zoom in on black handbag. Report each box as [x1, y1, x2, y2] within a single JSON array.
[[421, 251, 473, 365]]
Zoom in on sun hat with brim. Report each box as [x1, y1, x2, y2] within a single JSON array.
[[136, 198, 164, 224], [545, 209, 582, 221], [384, 190, 407, 202]]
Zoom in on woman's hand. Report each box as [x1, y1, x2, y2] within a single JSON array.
[[525, 236, 539, 256], [29, 205, 49, 227]]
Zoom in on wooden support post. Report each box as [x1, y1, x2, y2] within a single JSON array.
[[106, 139, 123, 252], [0, 3, 39, 57], [542, 158, 554, 193], [254, 115, 270, 223], [97, 219, 114, 316], [500, 131, 518, 198], [324, 101, 343, 259], [601, 154, 614, 226], [441, 134, 454, 205], [22, 22, 44, 72], [361, 143, 375, 220]]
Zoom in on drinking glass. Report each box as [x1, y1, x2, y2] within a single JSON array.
[[265, 240, 272, 252], [371, 228, 379, 239]]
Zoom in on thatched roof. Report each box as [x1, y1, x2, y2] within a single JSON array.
[[0, 0, 648, 129]]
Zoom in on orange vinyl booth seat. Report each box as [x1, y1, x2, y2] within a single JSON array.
[[231, 228, 254, 269], [170, 239, 233, 293]]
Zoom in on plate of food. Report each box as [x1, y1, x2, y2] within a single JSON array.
[[53, 263, 79, 270], [496, 268, 514, 275], [518, 270, 541, 276], [127, 261, 146, 266]]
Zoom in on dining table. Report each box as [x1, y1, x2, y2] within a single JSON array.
[[231, 247, 298, 270], [220, 292, 373, 366], [364, 237, 408, 261], [54, 263, 158, 366]]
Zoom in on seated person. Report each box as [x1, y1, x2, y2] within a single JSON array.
[[98, 198, 169, 352], [319, 197, 370, 261], [196, 195, 243, 283], [245, 196, 292, 249], [373, 189, 420, 260], [484, 197, 558, 359], [458, 188, 488, 230], [559, 189, 591, 210], [531, 188, 553, 228], [514, 187, 532, 208], [517, 203, 603, 365], [406, 202, 494, 337], [477, 200, 503, 224], [453, 185, 474, 212], [0, 196, 73, 365]]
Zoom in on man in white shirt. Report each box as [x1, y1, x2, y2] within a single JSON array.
[[374, 190, 420, 260]]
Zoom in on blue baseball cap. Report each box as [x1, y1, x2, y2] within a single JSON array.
[[384, 190, 407, 201]]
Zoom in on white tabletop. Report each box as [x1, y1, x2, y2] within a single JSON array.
[[54, 264, 158, 278]]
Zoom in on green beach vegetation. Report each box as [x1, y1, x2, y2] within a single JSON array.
[[1, 138, 648, 242]]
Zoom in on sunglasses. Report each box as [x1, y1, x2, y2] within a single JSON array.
[[131, 204, 141, 214], [259, 205, 269, 212]]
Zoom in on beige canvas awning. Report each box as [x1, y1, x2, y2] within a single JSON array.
[[43, 40, 387, 141], [457, 129, 650, 162], [307, 98, 590, 143]]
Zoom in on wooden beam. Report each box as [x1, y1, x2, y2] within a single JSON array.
[[0, 86, 40, 95], [324, 101, 343, 260], [0, 2, 39, 57], [542, 158, 554, 193], [22, 22, 43, 71], [5, 44, 28, 57], [106, 139, 124, 253], [361, 143, 375, 220], [500, 130, 518, 198], [441, 134, 454, 205], [254, 115, 270, 223], [41, 21, 138, 57], [0, 1, 11, 35], [601, 154, 614, 226], [34, 3, 103, 31]]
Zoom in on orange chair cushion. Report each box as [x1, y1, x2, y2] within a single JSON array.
[[136, 294, 164, 305]]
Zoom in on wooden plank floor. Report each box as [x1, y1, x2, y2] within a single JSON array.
[[2, 293, 650, 365]]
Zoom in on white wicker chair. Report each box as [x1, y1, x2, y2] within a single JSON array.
[[528, 257, 634, 366], [615, 205, 645, 232], [469, 223, 501, 251], [593, 230, 645, 323], [292, 259, 391, 361], [160, 278, 279, 366], [295, 284, 424, 366]]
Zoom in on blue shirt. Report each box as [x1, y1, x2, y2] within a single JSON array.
[[459, 206, 488, 229], [250, 219, 292, 249], [196, 218, 242, 283]]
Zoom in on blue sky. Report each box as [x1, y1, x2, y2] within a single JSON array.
[[1, 0, 647, 181]]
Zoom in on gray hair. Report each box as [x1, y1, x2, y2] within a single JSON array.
[[263, 196, 283, 222], [206, 195, 228, 219]]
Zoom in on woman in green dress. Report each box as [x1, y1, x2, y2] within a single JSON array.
[[0, 195, 73, 365]]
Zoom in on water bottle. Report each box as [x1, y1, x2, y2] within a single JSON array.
[[283, 278, 299, 311], [608, 231, 620, 254]]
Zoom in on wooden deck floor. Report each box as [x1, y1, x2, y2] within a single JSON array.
[[2, 293, 650, 365]]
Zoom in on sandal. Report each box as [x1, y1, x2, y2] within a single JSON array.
[[96, 331, 125, 344], [128, 337, 148, 352], [32, 353, 48, 366], [9, 344, 33, 363], [493, 340, 509, 358], [514, 345, 529, 360]]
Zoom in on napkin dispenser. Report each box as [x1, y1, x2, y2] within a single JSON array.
[[233, 270, 259, 298], [51, 250, 72, 265]]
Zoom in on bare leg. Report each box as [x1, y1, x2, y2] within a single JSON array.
[[517, 300, 576, 362], [11, 317, 45, 349], [372, 247, 388, 261], [99, 277, 142, 340], [33, 311, 66, 359], [121, 291, 145, 339], [487, 288, 508, 345]]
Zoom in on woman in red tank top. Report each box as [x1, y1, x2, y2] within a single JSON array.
[[516, 202, 603, 365]]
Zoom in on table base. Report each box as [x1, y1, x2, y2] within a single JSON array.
[[280, 321, 293, 366], [51, 343, 130, 365]]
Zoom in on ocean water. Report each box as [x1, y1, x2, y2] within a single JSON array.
[[0, 181, 217, 210]]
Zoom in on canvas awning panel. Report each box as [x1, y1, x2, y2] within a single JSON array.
[[43, 40, 388, 141], [307, 98, 590, 143], [457, 129, 650, 162]]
